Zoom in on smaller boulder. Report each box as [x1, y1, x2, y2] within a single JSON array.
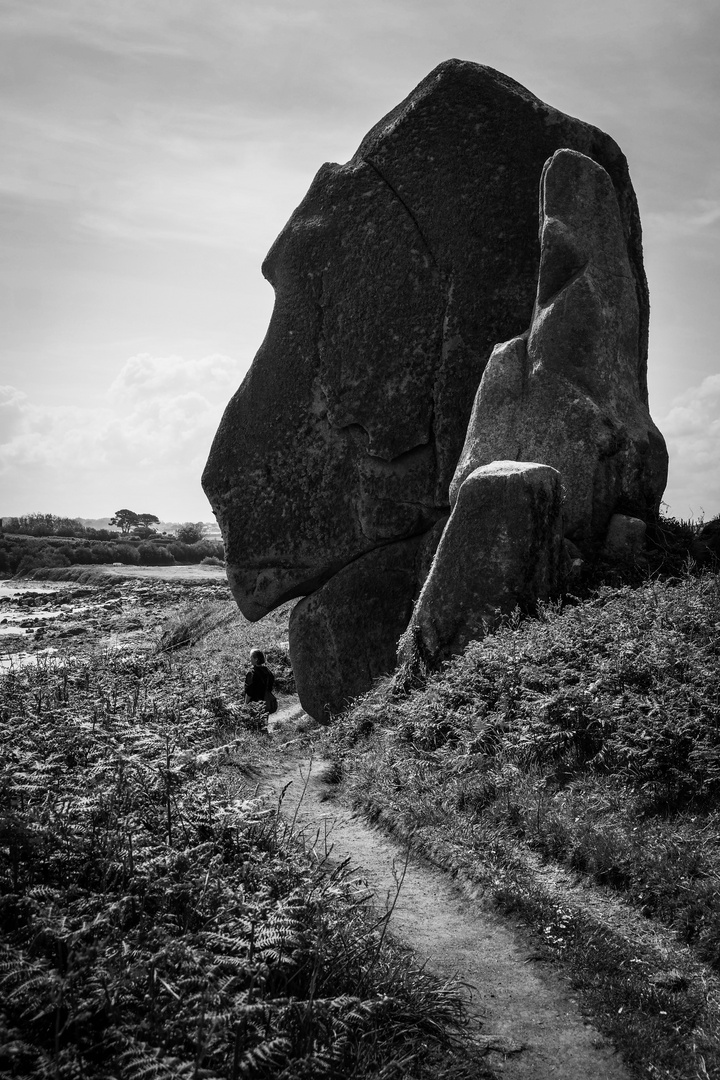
[[602, 514, 647, 562], [398, 461, 564, 671]]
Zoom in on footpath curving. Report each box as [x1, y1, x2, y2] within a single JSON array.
[[238, 701, 631, 1080]]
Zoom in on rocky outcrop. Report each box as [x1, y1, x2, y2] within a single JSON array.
[[450, 150, 667, 551], [398, 462, 564, 670], [202, 61, 661, 721]]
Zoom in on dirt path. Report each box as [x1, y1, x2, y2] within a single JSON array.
[[228, 699, 631, 1079]]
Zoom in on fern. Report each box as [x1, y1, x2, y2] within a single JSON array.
[[0, 640, 475, 1080]]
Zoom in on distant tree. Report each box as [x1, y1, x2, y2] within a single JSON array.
[[137, 513, 160, 530], [131, 513, 161, 539], [175, 521, 206, 545], [109, 509, 139, 535]]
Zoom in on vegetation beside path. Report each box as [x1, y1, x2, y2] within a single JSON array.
[[5, 553, 720, 1079], [0, 591, 483, 1080], [330, 568, 720, 1080]]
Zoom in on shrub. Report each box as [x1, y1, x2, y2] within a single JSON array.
[[138, 541, 175, 565], [109, 543, 141, 565], [70, 546, 94, 564], [14, 545, 71, 574], [167, 539, 224, 564], [90, 544, 114, 564], [646, 513, 702, 575], [175, 521, 206, 544]]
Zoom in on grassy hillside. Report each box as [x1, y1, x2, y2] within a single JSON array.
[[331, 569, 720, 1080]]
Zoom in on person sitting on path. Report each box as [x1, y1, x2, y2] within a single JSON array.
[[244, 648, 276, 711]]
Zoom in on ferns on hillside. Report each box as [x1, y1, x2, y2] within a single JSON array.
[[336, 570, 720, 975], [0, 649, 476, 1079]]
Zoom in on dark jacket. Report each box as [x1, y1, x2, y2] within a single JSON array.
[[244, 665, 274, 702]]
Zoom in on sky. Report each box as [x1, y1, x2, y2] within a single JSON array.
[[0, 0, 718, 522]]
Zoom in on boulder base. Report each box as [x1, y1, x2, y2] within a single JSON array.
[[290, 536, 425, 721]]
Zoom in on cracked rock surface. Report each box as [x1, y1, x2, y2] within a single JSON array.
[[451, 149, 667, 550], [203, 60, 654, 721]]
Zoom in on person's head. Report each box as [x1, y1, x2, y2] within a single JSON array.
[[250, 648, 265, 666]]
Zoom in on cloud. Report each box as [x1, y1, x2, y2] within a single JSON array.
[[0, 385, 29, 442], [657, 374, 720, 519], [108, 352, 239, 403], [0, 353, 248, 517], [646, 199, 720, 241]]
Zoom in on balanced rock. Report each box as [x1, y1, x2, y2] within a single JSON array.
[[451, 150, 668, 551], [398, 462, 564, 670], [203, 61, 655, 720]]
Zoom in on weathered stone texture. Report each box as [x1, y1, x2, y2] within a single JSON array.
[[450, 150, 667, 550], [202, 62, 663, 720], [203, 63, 647, 623], [289, 537, 425, 722], [602, 514, 647, 561], [398, 462, 564, 670]]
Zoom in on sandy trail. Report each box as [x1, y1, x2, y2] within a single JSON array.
[[228, 699, 631, 1079]]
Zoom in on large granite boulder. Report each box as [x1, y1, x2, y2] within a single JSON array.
[[451, 149, 667, 550], [203, 61, 653, 720], [399, 462, 565, 670]]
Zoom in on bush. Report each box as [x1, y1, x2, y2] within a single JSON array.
[[138, 541, 175, 565], [195, 538, 224, 560], [15, 547, 71, 574], [646, 513, 702, 575], [175, 521, 206, 544], [109, 543, 141, 565], [70, 546, 94, 564], [90, 544, 114, 564], [167, 539, 224, 564]]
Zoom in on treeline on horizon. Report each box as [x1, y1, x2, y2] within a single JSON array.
[[1, 512, 218, 539], [0, 513, 224, 576], [2, 513, 121, 540]]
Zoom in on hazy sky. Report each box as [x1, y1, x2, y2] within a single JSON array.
[[0, 0, 718, 521]]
